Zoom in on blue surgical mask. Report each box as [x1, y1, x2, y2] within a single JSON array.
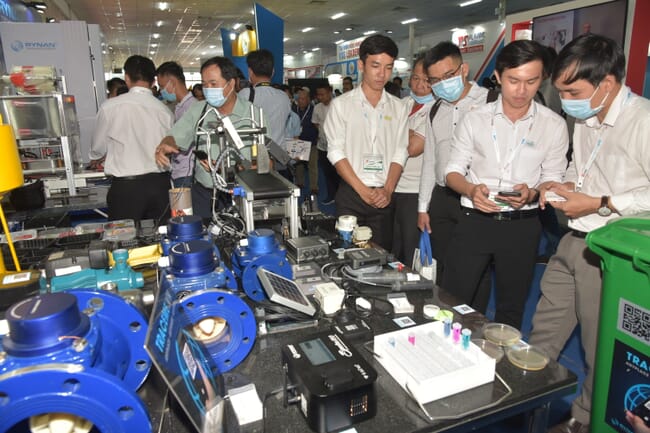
[[411, 92, 434, 105], [560, 86, 609, 120], [160, 88, 177, 103], [204, 86, 229, 108], [431, 74, 464, 102]]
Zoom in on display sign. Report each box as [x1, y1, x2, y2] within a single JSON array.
[[456, 30, 486, 54], [337, 36, 365, 61]]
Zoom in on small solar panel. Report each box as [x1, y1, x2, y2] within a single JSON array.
[[257, 268, 316, 316]]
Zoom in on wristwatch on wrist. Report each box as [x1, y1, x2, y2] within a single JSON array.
[[597, 195, 612, 217]]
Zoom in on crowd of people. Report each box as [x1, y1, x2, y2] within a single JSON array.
[[90, 32, 650, 433]]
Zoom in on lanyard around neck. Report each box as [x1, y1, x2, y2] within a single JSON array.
[[491, 104, 536, 186], [575, 131, 605, 192]]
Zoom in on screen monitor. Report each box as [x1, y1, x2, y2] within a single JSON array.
[[532, 0, 627, 52]]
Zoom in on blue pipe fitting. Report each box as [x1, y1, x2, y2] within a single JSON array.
[[0, 291, 152, 433], [231, 229, 292, 302]]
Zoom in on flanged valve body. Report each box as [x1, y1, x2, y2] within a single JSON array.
[[231, 228, 292, 301], [156, 239, 257, 373], [0, 291, 152, 433]]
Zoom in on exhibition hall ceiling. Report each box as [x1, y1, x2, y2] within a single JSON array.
[[62, 0, 568, 71]]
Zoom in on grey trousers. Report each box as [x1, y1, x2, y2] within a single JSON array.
[[529, 231, 603, 425]]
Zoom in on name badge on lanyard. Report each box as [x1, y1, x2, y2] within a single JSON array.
[[362, 154, 384, 173]]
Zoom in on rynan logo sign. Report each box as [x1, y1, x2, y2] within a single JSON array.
[[11, 39, 57, 52]]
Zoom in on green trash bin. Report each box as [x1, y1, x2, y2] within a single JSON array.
[[587, 215, 650, 433]]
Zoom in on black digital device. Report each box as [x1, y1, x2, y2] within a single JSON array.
[[193, 149, 208, 161], [632, 396, 650, 427], [282, 331, 377, 433], [344, 247, 389, 270], [498, 190, 521, 197]]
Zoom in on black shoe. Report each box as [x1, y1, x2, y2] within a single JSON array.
[[548, 417, 590, 433]]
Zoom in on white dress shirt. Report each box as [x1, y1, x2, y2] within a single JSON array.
[[567, 86, 650, 232], [395, 98, 432, 194], [445, 96, 568, 211], [417, 83, 487, 212], [324, 85, 409, 187], [90, 86, 174, 177], [312, 101, 330, 152]]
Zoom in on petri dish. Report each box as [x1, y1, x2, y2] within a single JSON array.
[[472, 338, 504, 362], [506, 343, 549, 371], [434, 309, 454, 321], [482, 323, 522, 347]]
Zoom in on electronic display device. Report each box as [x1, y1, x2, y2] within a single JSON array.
[[286, 235, 330, 263], [344, 247, 389, 270], [282, 331, 377, 433]]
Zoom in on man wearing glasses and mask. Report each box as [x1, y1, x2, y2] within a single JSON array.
[[417, 41, 494, 284]]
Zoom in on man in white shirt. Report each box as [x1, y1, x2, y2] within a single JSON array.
[[443, 40, 568, 329], [392, 56, 433, 266], [417, 41, 491, 283], [90, 55, 174, 223], [324, 35, 409, 250], [156, 61, 197, 187], [530, 34, 650, 433], [312, 83, 338, 204]]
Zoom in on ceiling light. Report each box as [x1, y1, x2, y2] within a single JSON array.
[[283, 37, 289, 42], [450, 27, 464, 32], [233, 23, 242, 30], [459, 0, 482, 6], [305, 52, 313, 58], [152, 33, 160, 39], [302, 27, 314, 33], [345, 27, 352, 31], [156, 20, 163, 27], [363, 30, 376, 35], [331, 12, 345, 20], [201, 51, 206, 55], [335, 39, 345, 45], [209, 45, 216, 49], [36, 9, 43, 14], [190, 62, 195, 65], [32, 1, 46, 10], [195, 57, 200, 60], [312, 47, 320, 51], [101, 50, 106, 54], [150, 51, 155, 55], [401, 18, 418, 25], [156, 2, 169, 11], [229, 33, 236, 41], [386, 30, 393, 34], [333, 30, 341, 34], [303, 50, 308, 54]]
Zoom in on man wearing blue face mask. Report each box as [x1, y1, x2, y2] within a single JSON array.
[[156, 61, 197, 188], [391, 56, 434, 266], [529, 34, 650, 433], [417, 41, 492, 284], [155, 56, 265, 219]]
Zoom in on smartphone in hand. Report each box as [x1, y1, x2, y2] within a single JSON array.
[[498, 190, 522, 197]]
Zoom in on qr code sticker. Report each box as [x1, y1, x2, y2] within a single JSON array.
[[618, 299, 650, 343]]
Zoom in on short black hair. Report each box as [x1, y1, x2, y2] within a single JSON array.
[[359, 34, 398, 62], [495, 40, 546, 75], [384, 81, 401, 98], [156, 61, 186, 84], [552, 34, 626, 86], [246, 49, 274, 77], [423, 41, 462, 71], [342, 76, 353, 84], [123, 55, 156, 84], [393, 76, 402, 86], [316, 82, 332, 91], [200, 56, 239, 82], [106, 77, 126, 93], [412, 54, 425, 71]]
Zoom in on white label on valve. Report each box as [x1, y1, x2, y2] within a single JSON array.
[[182, 341, 198, 379], [3, 272, 31, 284]]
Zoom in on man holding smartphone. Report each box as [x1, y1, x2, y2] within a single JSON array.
[[529, 34, 650, 433], [443, 40, 568, 328]]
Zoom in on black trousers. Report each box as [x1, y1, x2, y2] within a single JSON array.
[[335, 181, 394, 251], [442, 208, 541, 329], [318, 149, 339, 201], [107, 172, 170, 224], [427, 185, 462, 284], [392, 192, 419, 267]]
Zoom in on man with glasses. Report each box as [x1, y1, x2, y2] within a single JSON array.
[[417, 41, 491, 284], [443, 40, 568, 328]]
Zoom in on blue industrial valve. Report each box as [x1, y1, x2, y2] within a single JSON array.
[[0, 290, 152, 432], [231, 228, 292, 301], [42, 249, 144, 293], [160, 215, 237, 290], [155, 239, 257, 374]]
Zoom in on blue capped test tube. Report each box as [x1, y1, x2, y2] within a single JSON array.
[[443, 317, 452, 337], [461, 328, 472, 350]]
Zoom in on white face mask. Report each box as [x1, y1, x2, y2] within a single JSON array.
[[204, 81, 232, 107]]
